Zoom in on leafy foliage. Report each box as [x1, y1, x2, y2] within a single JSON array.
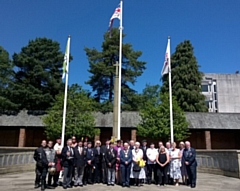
[[137, 93, 190, 142], [85, 28, 146, 112], [12, 38, 65, 110], [161, 40, 207, 112], [43, 84, 99, 140]]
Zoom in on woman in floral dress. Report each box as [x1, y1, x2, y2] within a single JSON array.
[[170, 142, 182, 186]]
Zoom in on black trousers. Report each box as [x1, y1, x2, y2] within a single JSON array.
[[186, 165, 197, 186], [101, 162, 107, 183], [147, 164, 157, 183], [157, 165, 168, 185], [94, 162, 101, 182], [35, 166, 48, 185], [85, 164, 94, 183]]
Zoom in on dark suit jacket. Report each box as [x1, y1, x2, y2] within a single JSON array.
[[94, 147, 101, 164], [61, 146, 74, 167], [100, 145, 109, 165], [140, 146, 148, 161], [86, 147, 95, 165], [120, 149, 132, 167], [33, 147, 49, 168], [74, 146, 86, 167], [105, 148, 117, 169], [183, 147, 197, 166]]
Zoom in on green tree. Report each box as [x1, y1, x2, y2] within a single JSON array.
[[85, 28, 146, 112], [137, 93, 189, 142], [43, 84, 99, 140], [12, 38, 65, 110], [161, 40, 207, 112], [0, 46, 19, 111]]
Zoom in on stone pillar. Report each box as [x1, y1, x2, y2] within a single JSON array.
[[131, 129, 136, 142], [205, 130, 211, 150], [18, 128, 26, 147]]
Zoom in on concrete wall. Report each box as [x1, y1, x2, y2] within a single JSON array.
[[0, 150, 35, 174], [196, 150, 240, 178], [203, 73, 240, 113]]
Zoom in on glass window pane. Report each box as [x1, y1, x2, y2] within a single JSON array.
[[201, 85, 208, 92]]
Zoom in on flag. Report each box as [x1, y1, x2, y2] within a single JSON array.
[[108, 5, 121, 34], [161, 39, 170, 76], [62, 37, 70, 79]]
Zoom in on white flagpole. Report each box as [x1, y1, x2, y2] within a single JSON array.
[[61, 35, 71, 148], [117, 0, 123, 140], [168, 36, 174, 143]]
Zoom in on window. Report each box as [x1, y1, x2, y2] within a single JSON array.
[[214, 93, 217, 101], [205, 101, 210, 108], [213, 85, 217, 92], [201, 84, 208, 92], [214, 101, 218, 109]]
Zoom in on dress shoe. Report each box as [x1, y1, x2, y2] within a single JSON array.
[[34, 184, 40, 189], [63, 186, 67, 189], [191, 184, 196, 188], [122, 184, 126, 187]]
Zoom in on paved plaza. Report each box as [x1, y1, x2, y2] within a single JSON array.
[[0, 171, 240, 191]]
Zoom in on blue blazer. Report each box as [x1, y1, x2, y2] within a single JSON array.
[[120, 149, 132, 167], [183, 147, 197, 166]]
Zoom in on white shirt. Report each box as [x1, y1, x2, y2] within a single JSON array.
[[54, 143, 63, 152], [146, 148, 158, 164]]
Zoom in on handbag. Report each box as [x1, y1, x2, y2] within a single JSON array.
[[133, 163, 141, 172]]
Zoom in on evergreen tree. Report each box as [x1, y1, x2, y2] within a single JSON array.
[[12, 38, 65, 110], [161, 40, 207, 112], [137, 93, 189, 142], [43, 84, 98, 140], [0, 46, 19, 112], [85, 28, 146, 112]]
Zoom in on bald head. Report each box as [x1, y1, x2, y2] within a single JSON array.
[[185, 141, 191, 149], [166, 142, 170, 149]]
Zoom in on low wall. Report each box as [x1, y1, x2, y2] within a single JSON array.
[[196, 150, 240, 178], [0, 147, 36, 153], [1, 148, 240, 178], [0, 149, 35, 174]]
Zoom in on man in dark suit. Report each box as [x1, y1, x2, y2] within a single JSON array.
[[84, 141, 95, 184], [120, 142, 132, 187], [61, 139, 74, 189], [94, 140, 102, 183], [33, 140, 49, 191], [140, 140, 148, 184], [73, 140, 86, 187], [105, 142, 117, 186], [100, 139, 110, 184], [183, 141, 197, 188]]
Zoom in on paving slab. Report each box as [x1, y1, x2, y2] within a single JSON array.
[[0, 172, 240, 191]]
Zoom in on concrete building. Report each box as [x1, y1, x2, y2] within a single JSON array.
[[201, 73, 240, 113]]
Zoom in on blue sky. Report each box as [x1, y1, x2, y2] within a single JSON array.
[[1, 0, 240, 93]]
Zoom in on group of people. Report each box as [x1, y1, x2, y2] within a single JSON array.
[[33, 136, 197, 191]]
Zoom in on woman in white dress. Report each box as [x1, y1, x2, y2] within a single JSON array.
[[170, 142, 182, 186], [130, 142, 146, 186]]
